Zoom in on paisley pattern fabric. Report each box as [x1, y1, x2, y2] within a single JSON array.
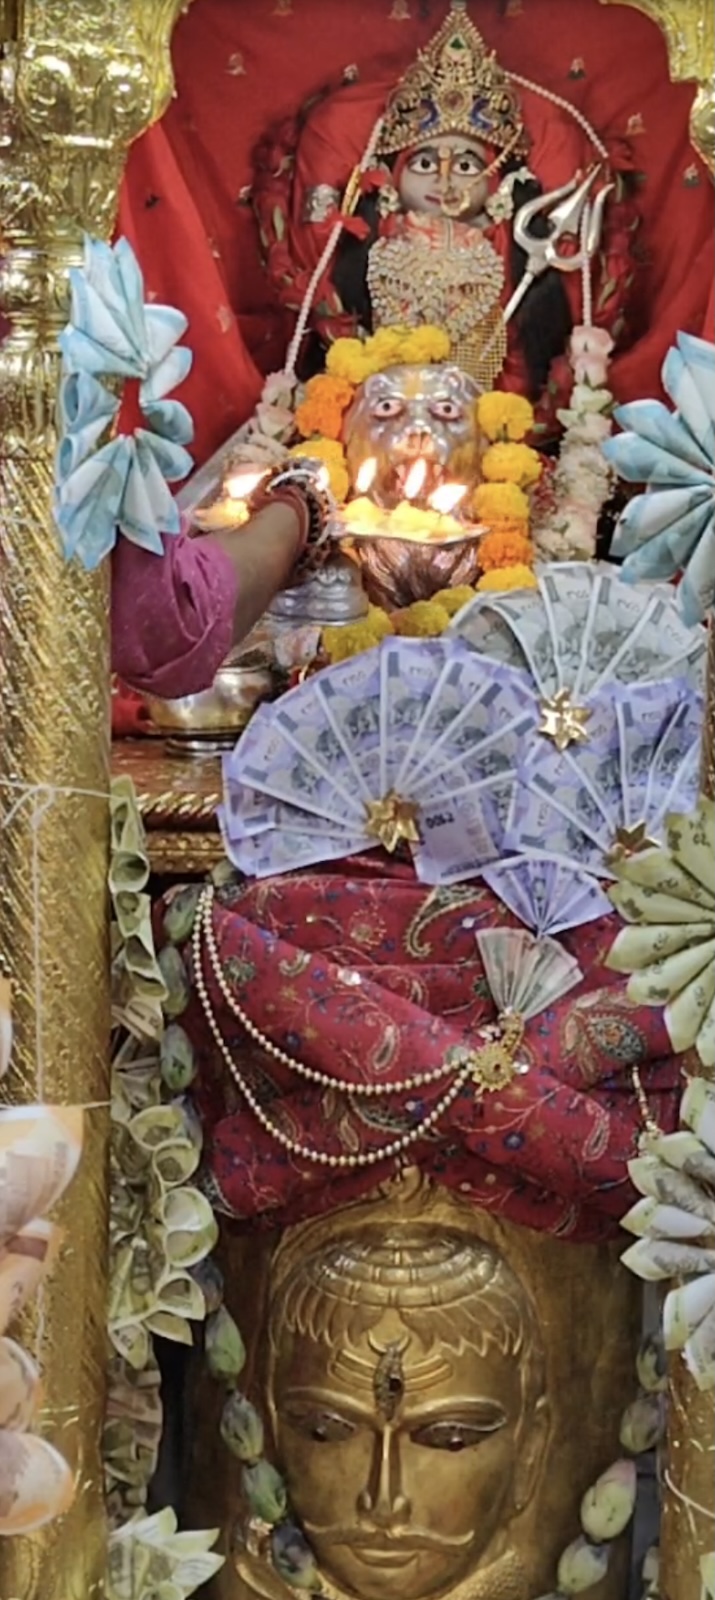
[[160, 860, 681, 1243]]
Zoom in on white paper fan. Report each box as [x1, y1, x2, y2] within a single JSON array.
[[450, 561, 705, 698], [222, 639, 538, 881], [476, 928, 583, 1021], [482, 854, 612, 937], [504, 678, 702, 880]]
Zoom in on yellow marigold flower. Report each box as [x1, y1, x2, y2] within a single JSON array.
[[478, 529, 535, 571], [401, 326, 451, 366], [369, 328, 406, 363], [322, 606, 391, 663], [393, 600, 451, 637], [326, 338, 373, 385], [476, 392, 535, 443], [481, 442, 542, 488], [473, 481, 530, 526], [476, 563, 538, 593], [431, 585, 477, 616]]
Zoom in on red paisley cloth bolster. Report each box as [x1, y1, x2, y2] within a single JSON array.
[[161, 868, 680, 1242]]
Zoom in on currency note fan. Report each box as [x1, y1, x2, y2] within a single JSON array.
[[221, 636, 542, 883]]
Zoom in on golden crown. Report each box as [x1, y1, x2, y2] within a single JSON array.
[[378, 1, 526, 158]]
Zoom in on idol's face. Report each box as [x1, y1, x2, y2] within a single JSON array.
[[273, 1306, 526, 1600], [398, 135, 489, 220], [344, 363, 478, 509]]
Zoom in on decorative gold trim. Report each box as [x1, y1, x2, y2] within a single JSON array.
[[0, 6, 195, 1598], [601, 0, 715, 172]]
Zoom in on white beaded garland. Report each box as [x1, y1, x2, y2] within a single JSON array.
[[191, 887, 473, 1171]]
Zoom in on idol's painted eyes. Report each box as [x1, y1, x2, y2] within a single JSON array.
[[451, 150, 484, 178], [407, 149, 440, 176], [410, 1406, 507, 1452], [371, 396, 405, 420], [429, 398, 463, 422], [406, 148, 484, 179], [286, 1407, 356, 1444]]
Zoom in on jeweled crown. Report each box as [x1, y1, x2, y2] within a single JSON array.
[[378, 0, 526, 157]]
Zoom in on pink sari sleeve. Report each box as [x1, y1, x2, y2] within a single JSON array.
[[111, 526, 237, 698]]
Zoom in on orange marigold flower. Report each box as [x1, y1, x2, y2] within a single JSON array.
[[304, 374, 356, 412], [294, 396, 345, 441], [478, 529, 535, 571]]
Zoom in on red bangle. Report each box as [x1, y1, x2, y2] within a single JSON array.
[[249, 484, 310, 551]]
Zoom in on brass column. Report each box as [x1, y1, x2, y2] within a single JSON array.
[[0, 4, 191, 1596]]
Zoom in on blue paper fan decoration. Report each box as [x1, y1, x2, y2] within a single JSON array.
[[603, 332, 715, 624]]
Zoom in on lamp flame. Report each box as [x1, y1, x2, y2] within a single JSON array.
[[224, 469, 266, 501], [429, 483, 467, 515], [355, 457, 378, 495], [403, 459, 428, 501]]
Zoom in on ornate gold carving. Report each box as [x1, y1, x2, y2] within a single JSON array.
[[0, 5, 193, 1598], [186, 1175, 637, 1600], [601, 0, 715, 172]]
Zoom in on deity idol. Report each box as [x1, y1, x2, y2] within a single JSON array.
[[216, 1176, 635, 1600], [252, 0, 635, 432]]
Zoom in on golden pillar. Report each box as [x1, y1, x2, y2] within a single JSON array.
[[0, 3, 191, 1596], [601, 10, 715, 1595]]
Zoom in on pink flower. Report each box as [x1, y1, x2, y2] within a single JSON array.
[[571, 326, 614, 358], [570, 326, 614, 387]]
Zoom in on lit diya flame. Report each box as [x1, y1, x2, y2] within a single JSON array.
[[225, 469, 266, 500], [429, 482, 467, 515], [355, 457, 378, 495], [403, 459, 428, 501]]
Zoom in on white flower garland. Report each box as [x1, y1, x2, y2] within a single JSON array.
[[534, 325, 615, 563]]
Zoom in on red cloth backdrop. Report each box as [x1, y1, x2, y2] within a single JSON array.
[[119, 0, 714, 469]]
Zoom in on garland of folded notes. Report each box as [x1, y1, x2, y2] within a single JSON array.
[[0, 982, 82, 1536], [105, 780, 223, 1600]]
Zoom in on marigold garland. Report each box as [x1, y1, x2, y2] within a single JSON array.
[[326, 324, 450, 386], [476, 392, 534, 443], [473, 480, 530, 527], [479, 528, 535, 571], [482, 441, 542, 488], [477, 562, 538, 592], [294, 374, 356, 442]]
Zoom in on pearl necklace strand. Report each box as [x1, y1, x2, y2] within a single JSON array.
[[191, 886, 474, 1170]]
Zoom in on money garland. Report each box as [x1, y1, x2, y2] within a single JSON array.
[[0, 983, 82, 1535], [607, 797, 715, 1072], [105, 781, 223, 1600], [603, 332, 715, 627], [53, 235, 194, 572]]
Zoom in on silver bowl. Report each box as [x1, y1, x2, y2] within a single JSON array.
[[144, 654, 275, 744]]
